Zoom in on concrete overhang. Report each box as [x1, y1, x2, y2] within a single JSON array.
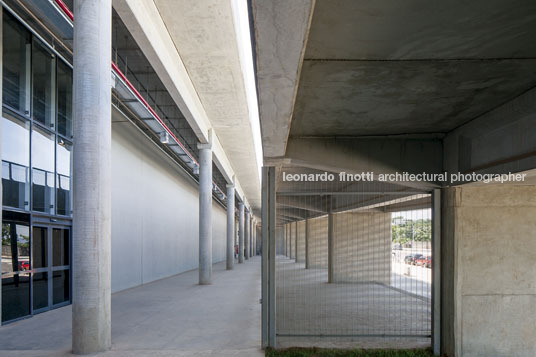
[[113, 0, 262, 214], [254, 0, 536, 183]]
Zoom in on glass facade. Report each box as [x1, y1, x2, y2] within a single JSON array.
[[2, 11, 72, 323]]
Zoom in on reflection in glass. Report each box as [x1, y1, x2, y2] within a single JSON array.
[[2, 115, 30, 210], [52, 270, 69, 305], [32, 272, 49, 310], [32, 227, 48, 269], [1, 272, 30, 322], [32, 127, 55, 213], [1, 222, 30, 273], [57, 61, 72, 137], [32, 39, 56, 128], [53, 228, 69, 266], [2, 12, 31, 114], [56, 140, 71, 216]]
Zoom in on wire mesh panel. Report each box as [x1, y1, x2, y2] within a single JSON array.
[[275, 168, 432, 349]]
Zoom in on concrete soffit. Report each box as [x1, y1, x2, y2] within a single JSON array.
[[253, 0, 315, 159], [113, 0, 252, 210]]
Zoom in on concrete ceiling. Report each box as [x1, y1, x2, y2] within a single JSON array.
[[153, 0, 261, 212], [291, 0, 536, 137], [254, 0, 536, 162]]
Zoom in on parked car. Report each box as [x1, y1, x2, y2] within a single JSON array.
[[18, 261, 30, 271], [404, 254, 423, 265], [414, 256, 428, 266], [393, 244, 403, 250]]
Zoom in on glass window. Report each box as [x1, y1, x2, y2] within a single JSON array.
[[32, 272, 48, 310], [2, 12, 31, 115], [2, 221, 30, 273], [32, 226, 48, 269], [1, 272, 30, 322], [52, 228, 69, 266], [32, 39, 55, 129], [32, 127, 55, 213], [52, 270, 69, 305], [2, 114, 30, 210], [57, 61, 72, 137], [1, 212, 31, 323], [56, 139, 71, 216]]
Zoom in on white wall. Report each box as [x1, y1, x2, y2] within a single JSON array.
[[111, 112, 227, 293]]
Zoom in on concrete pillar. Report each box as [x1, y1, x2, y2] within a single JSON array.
[[252, 220, 256, 256], [305, 218, 310, 269], [294, 221, 298, 262], [327, 212, 334, 283], [441, 185, 536, 356], [226, 184, 235, 270], [72, 0, 112, 353], [245, 212, 250, 260], [238, 203, 244, 263], [331, 212, 391, 284], [197, 141, 212, 285]]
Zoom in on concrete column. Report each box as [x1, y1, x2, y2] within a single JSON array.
[[245, 212, 250, 260], [305, 218, 310, 269], [72, 0, 112, 353], [327, 212, 334, 283], [197, 141, 212, 285], [294, 221, 298, 262], [252, 220, 256, 256], [238, 202, 244, 263], [440, 185, 536, 356], [226, 184, 235, 270], [283, 225, 287, 256]]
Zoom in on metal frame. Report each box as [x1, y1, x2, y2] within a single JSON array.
[[431, 189, 441, 355], [1, 8, 73, 324], [261, 166, 276, 348]]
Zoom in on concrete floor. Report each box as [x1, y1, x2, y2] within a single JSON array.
[[276, 256, 431, 349], [0, 258, 263, 356]]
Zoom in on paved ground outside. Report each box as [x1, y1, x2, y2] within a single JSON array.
[[0, 257, 263, 356], [276, 256, 430, 350]]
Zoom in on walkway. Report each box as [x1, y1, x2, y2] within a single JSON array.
[[0, 257, 263, 356]]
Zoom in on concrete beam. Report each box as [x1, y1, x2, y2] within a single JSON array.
[[252, 0, 315, 158], [444, 85, 536, 177], [279, 137, 442, 189]]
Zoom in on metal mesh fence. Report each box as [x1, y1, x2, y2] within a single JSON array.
[[275, 168, 432, 349]]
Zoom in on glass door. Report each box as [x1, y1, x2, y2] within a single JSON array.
[[31, 225, 70, 313]]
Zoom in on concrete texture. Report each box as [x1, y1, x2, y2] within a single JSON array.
[[441, 185, 536, 357], [198, 144, 213, 285], [289, 223, 295, 259], [291, 60, 536, 137], [332, 212, 391, 284], [296, 221, 306, 263], [245, 212, 250, 260], [251, 0, 315, 158], [276, 258, 430, 348], [306, 216, 328, 269], [227, 185, 235, 270], [444, 85, 536, 177], [239, 203, 245, 263], [152, 0, 262, 212], [72, 0, 112, 352], [0, 259, 262, 356], [113, 0, 257, 214], [110, 114, 227, 293], [306, 0, 536, 60]]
